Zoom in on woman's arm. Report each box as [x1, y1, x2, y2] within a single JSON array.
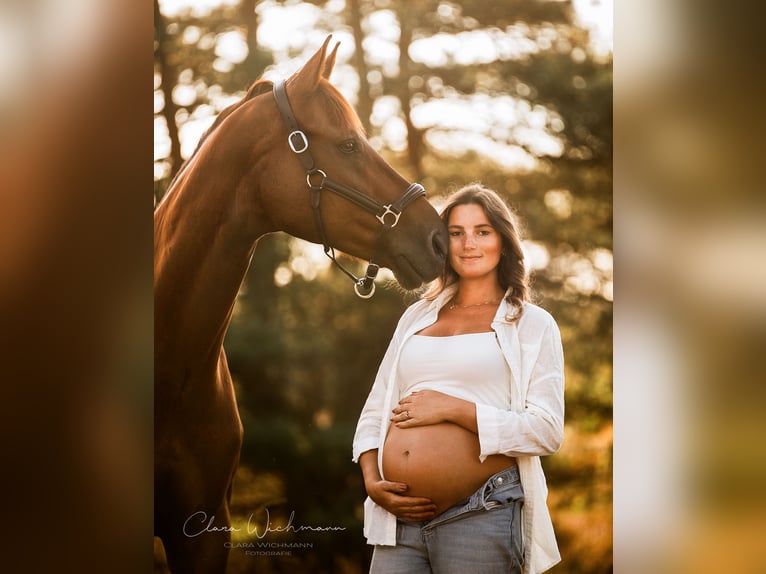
[[352, 334, 399, 461], [391, 390, 478, 433], [352, 302, 425, 461], [476, 318, 565, 458]]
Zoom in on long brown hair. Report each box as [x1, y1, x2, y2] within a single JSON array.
[[425, 183, 532, 320]]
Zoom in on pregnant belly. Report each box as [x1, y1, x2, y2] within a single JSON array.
[[382, 422, 515, 516]]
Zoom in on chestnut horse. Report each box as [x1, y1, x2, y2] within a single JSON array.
[[154, 36, 447, 573]]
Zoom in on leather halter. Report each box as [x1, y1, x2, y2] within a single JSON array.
[[273, 79, 426, 298]]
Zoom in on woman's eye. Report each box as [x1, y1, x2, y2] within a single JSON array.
[[338, 139, 357, 154]]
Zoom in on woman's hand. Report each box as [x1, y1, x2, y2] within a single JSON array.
[[365, 478, 437, 522], [358, 449, 437, 521], [391, 390, 478, 433]]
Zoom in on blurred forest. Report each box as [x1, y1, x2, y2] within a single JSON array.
[[154, 0, 612, 572]]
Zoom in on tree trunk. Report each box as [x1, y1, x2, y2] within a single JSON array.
[[154, 0, 182, 195], [348, 0, 372, 134], [396, 2, 424, 180], [240, 0, 269, 81]]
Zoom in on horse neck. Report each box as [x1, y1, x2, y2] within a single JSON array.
[[154, 128, 273, 375]]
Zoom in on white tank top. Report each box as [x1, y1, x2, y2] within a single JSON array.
[[397, 332, 511, 408]]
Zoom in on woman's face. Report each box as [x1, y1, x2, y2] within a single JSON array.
[[447, 203, 503, 280]]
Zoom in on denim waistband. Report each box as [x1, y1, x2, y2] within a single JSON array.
[[473, 465, 522, 510], [421, 465, 523, 530], [484, 465, 520, 491]]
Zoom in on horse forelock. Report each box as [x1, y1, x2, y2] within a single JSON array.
[[318, 80, 365, 136]]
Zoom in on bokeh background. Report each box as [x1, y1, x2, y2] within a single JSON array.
[[153, 1, 612, 573], [2, 1, 765, 574]]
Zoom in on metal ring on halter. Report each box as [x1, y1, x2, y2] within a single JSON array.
[[376, 205, 401, 228], [354, 280, 376, 299], [306, 169, 327, 190], [353, 262, 380, 299]]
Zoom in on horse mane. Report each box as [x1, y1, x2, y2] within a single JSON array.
[[163, 79, 274, 195]]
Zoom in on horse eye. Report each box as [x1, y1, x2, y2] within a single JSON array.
[[338, 139, 357, 154]]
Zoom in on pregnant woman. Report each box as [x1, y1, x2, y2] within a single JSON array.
[[353, 184, 565, 574]]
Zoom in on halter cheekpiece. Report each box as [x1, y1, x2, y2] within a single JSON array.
[[273, 79, 426, 298]]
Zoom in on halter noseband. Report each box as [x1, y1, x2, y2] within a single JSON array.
[[273, 79, 426, 298]]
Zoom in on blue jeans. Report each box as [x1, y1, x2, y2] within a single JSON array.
[[370, 466, 524, 574]]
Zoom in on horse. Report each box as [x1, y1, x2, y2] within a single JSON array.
[[154, 35, 448, 573]]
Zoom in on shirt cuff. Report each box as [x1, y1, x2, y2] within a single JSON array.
[[352, 436, 380, 463], [476, 402, 503, 462]]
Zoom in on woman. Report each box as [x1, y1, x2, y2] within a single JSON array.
[[352, 184, 565, 574]]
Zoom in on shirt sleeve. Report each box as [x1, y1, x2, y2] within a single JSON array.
[[476, 315, 565, 460], [351, 306, 414, 463], [352, 341, 394, 462]]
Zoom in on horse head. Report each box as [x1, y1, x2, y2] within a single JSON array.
[[244, 36, 448, 290]]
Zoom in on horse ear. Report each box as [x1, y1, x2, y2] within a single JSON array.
[[290, 35, 333, 95], [322, 41, 339, 79]]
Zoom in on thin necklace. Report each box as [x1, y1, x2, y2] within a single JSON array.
[[448, 298, 501, 310]]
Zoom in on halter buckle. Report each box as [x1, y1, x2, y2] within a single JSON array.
[[376, 205, 401, 228], [288, 130, 309, 154]]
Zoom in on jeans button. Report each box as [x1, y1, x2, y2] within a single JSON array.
[[496, 477, 504, 485]]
